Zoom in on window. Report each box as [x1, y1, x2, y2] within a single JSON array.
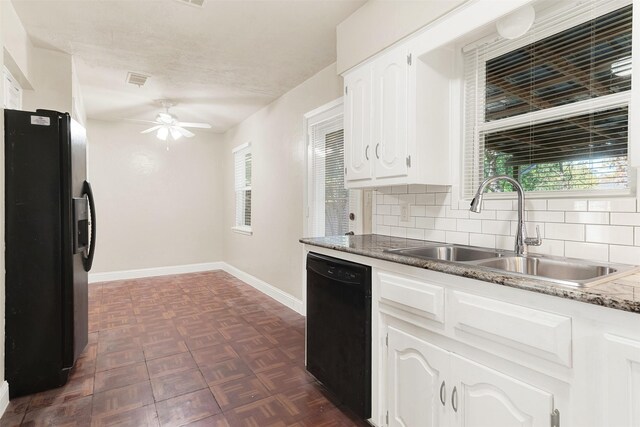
[[306, 101, 361, 237], [463, 1, 632, 197], [233, 143, 252, 234]]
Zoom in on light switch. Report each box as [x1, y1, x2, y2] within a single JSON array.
[[400, 203, 410, 222]]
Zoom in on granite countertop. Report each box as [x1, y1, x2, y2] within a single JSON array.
[[299, 234, 640, 314]]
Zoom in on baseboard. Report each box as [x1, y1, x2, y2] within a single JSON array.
[[87, 261, 304, 315], [0, 381, 9, 418], [88, 262, 226, 283], [222, 263, 304, 314]]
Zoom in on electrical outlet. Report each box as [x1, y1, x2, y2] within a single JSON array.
[[400, 203, 410, 222]]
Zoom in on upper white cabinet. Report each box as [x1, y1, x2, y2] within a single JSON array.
[[344, 65, 374, 183], [343, 42, 453, 189]]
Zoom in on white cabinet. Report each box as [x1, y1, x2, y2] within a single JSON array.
[[603, 333, 640, 427], [344, 47, 409, 188], [344, 65, 374, 183], [385, 325, 556, 427], [387, 326, 449, 427], [451, 354, 555, 427], [372, 48, 409, 180]]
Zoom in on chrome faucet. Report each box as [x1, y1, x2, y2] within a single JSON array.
[[470, 175, 542, 255]]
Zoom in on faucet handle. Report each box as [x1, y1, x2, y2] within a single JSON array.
[[524, 225, 543, 246]]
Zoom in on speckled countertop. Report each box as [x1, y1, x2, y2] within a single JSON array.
[[300, 234, 640, 314]]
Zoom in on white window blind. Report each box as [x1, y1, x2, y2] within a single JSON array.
[[463, 0, 632, 197], [233, 143, 252, 232], [308, 106, 360, 237]]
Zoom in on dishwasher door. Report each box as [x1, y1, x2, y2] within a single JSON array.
[[306, 252, 371, 419]]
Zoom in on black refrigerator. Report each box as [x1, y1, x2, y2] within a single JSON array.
[[4, 109, 96, 398]]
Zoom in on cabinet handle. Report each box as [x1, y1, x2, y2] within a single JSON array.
[[365, 145, 369, 160], [439, 381, 446, 406], [375, 143, 380, 159], [451, 386, 458, 412]]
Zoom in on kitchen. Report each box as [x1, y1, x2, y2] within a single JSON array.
[[2, 1, 640, 426]]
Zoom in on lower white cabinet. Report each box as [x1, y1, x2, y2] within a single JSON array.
[[385, 324, 557, 427], [604, 333, 640, 427], [387, 326, 449, 427]]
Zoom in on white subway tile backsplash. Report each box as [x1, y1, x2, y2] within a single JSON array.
[[610, 212, 640, 226], [482, 220, 511, 236], [406, 228, 425, 240], [546, 223, 584, 241], [547, 199, 588, 211], [424, 229, 446, 242], [457, 219, 482, 233], [585, 225, 634, 245], [446, 231, 470, 245], [588, 199, 636, 212], [469, 233, 496, 248], [416, 193, 435, 205], [415, 217, 435, 229], [526, 211, 565, 223], [565, 212, 609, 224], [564, 241, 609, 262], [434, 218, 457, 231], [609, 245, 640, 265], [374, 188, 640, 263], [410, 205, 426, 217], [483, 200, 512, 210]]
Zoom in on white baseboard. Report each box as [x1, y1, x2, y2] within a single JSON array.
[[88, 262, 226, 283], [222, 263, 304, 315], [0, 381, 9, 418], [88, 262, 304, 315]]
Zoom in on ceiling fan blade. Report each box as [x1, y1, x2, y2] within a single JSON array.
[[141, 125, 162, 134], [177, 122, 211, 129], [174, 126, 195, 138]]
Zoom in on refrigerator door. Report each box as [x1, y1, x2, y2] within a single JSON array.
[[61, 116, 89, 366]]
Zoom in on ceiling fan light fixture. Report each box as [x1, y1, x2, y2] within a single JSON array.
[[170, 128, 183, 140], [157, 127, 169, 141]]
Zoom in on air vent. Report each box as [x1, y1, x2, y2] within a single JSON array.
[[126, 72, 149, 87], [175, 0, 204, 7]]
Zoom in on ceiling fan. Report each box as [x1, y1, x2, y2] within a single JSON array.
[[140, 100, 211, 141]]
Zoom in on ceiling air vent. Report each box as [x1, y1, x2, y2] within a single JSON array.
[[126, 72, 149, 87], [175, 0, 204, 7]]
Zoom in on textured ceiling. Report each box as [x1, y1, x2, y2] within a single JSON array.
[[12, 0, 364, 132]]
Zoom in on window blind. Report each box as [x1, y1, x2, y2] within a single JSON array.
[[463, 0, 632, 197], [233, 143, 252, 229], [309, 114, 351, 237]]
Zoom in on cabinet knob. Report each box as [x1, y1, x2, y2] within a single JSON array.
[[365, 145, 370, 161], [375, 143, 380, 159], [439, 381, 446, 406]]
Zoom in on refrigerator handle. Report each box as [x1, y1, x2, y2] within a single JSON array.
[[82, 180, 96, 272]]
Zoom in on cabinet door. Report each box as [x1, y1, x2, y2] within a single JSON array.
[[387, 326, 449, 427], [604, 333, 640, 427], [373, 49, 409, 179], [451, 354, 554, 427], [344, 66, 373, 183]]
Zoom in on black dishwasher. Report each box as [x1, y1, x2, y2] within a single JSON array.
[[306, 252, 371, 419]]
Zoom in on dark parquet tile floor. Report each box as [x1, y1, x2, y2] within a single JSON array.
[[0, 271, 369, 426]]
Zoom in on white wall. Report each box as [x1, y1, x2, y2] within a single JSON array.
[[87, 119, 225, 273], [222, 63, 343, 300], [336, 0, 466, 74], [1, 0, 33, 89], [21, 47, 72, 114]]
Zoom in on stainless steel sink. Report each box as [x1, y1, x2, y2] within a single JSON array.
[[472, 255, 629, 287], [386, 245, 508, 262]]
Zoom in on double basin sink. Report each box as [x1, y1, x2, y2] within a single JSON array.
[[385, 244, 636, 287]]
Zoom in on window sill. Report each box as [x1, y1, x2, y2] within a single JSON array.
[[232, 226, 253, 236]]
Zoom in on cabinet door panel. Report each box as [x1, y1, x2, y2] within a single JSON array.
[[604, 333, 640, 427], [344, 67, 373, 182], [452, 354, 554, 427], [387, 326, 449, 427], [374, 50, 408, 179]]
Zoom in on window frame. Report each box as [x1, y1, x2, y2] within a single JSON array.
[[462, 0, 636, 200], [232, 142, 252, 235]]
